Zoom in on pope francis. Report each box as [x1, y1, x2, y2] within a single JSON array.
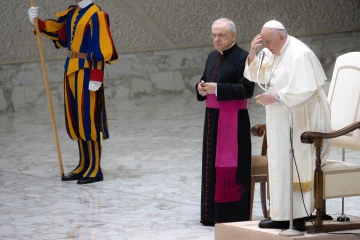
[[244, 20, 331, 231]]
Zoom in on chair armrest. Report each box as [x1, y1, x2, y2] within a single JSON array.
[[301, 121, 360, 144], [251, 124, 266, 137]]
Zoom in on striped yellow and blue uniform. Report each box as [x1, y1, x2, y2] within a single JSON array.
[[37, 3, 118, 178]]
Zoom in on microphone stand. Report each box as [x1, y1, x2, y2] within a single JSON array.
[[256, 52, 304, 236]]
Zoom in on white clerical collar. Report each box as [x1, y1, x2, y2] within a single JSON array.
[[219, 41, 235, 55], [278, 36, 290, 55], [78, 0, 93, 9]]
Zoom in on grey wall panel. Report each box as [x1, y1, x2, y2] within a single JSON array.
[[136, 0, 360, 44], [1, 0, 359, 63]]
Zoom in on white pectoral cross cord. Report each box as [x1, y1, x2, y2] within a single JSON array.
[[266, 38, 290, 90]]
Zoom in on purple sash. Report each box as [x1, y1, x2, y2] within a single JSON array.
[[206, 94, 247, 203]]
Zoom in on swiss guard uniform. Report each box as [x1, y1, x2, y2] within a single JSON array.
[[32, 2, 118, 184]]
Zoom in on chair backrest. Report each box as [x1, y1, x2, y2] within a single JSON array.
[[327, 52, 360, 151]]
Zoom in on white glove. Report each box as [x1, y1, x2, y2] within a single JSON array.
[[28, 6, 39, 24], [89, 81, 102, 91]]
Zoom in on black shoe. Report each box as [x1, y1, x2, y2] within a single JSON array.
[[200, 221, 215, 226], [293, 218, 306, 231], [77, 176, 104, 185], [259, 219, 289, 229], [259, 218, 306, 231], [61, 172, 84, 181]]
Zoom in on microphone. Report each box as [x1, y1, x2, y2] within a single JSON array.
[[257, 50, 265, 72]]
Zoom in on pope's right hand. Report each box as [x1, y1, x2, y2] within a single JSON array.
[[248, 34, 263, 64], [28, 7, 39, 24]]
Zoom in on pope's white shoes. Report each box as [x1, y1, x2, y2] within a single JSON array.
[[28, 6, 39, 24]]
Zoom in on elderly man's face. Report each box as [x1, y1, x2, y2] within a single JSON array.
[[212, 25, 235, 52], [260, 28, 285, 55]]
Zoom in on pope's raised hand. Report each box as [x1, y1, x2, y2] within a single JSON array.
[[248, 34, 263, 64]]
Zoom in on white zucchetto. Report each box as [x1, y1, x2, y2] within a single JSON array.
[[263, 20, 285, 30]]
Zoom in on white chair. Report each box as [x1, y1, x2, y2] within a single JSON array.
[[301, 52, 360, 233]]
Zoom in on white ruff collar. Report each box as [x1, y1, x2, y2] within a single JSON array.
[[78, 0, 93, 9]]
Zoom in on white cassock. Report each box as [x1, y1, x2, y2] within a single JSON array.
[[244, 36, 331, 220]]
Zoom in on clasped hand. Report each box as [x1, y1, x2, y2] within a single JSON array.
[[198, 81, 216, 96], [255, 92, 279, 106]]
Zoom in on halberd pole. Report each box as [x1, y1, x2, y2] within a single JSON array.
[[29, 0, 64, 177]]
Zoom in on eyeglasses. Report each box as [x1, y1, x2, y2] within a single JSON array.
[[210, 33, 228, 39]]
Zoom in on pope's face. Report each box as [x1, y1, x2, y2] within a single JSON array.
[[260, 28, 285, 55], [212, 25, 236, 52]]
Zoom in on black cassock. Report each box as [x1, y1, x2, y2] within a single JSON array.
[[195, 44, 255, 224]]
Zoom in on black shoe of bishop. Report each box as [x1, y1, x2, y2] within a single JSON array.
[[61, 172, 84, 181], [200, 221, 215, 226], [77, 176, 104, 185]]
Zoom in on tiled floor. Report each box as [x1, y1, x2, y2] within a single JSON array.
[[0, 92, 359, 240]]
